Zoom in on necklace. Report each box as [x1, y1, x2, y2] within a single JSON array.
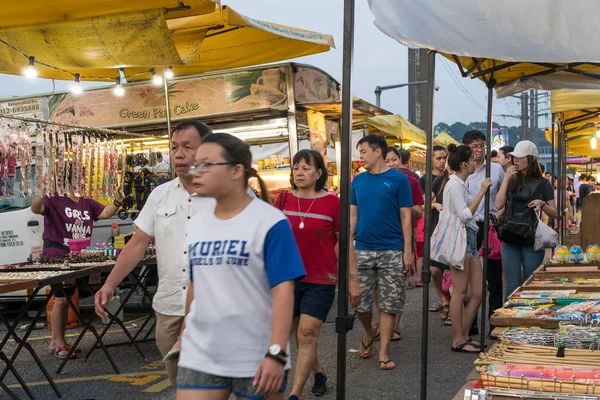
[[297, 194, 317, 229]]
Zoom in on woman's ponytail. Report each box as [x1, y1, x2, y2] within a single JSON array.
[[248, 168, 271, 204]]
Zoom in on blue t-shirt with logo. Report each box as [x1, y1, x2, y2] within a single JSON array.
[[351, 169, 413, 251]]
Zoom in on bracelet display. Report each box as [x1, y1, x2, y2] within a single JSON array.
[[113, 200, 123, 207]]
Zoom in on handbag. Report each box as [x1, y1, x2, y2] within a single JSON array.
[[534, 212, 558, 251], [276, 191, 287, 211], [430, 190, 467, 270], [479, 224, 502, 260]]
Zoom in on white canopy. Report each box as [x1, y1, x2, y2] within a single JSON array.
[[368, 0, 600, 96]]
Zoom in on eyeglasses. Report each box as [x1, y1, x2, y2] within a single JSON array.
[[188, 162, 235, 175], [469, 144, 486, 151]]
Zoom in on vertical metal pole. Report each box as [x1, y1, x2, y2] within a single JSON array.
[[521, 92, 528, 141], [420, 49, 436, 400], [286, 65, 299, 159], [557, 123, 563, 243], [562, 131, 567, 241], [164, 75, 174, 179], [551, 115, 556, 183], [337, 1, 355, 399], [480, 84, 494, 350], [375, 88, 381, 107]]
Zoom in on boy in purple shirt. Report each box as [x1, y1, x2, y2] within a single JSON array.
[[31, 180, 121, 359]]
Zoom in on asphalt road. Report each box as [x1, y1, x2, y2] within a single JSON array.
[[1, 283, 489, 400]]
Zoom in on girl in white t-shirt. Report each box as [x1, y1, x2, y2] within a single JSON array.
[[173, 133, 305, 400]]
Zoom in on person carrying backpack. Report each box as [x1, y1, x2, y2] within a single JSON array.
[[495, 141, 557, 297]]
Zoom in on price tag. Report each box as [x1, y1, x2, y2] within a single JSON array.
[[31, 245, 43, 261], [114, 235, 125, 249]]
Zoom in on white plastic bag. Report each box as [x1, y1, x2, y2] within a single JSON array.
[[534, 213, 558, 251], [430, 210, 467, 270]]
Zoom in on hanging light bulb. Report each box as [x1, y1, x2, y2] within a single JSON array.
[[23, 56, 38, 79], [71, 73, 83, 95], [151, 69, 163, 86], [164, 66, 174, 80], [113, 77, 125, 97], [592, 137, 597, 150]]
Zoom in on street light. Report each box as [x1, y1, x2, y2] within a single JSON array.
[[374, 80, 439, 107]]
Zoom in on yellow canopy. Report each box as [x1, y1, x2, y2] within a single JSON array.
[[0, 5, 334, 81], [0, 0, 218, 28], [360, 114, 427, 146], [434, 131, 459, 148], [551, 90, 600, 114]]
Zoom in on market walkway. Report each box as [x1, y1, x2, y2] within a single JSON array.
[[2, 287, 482, 399]]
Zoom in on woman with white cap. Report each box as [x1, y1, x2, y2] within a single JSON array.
[[495, 140, 557, 297]]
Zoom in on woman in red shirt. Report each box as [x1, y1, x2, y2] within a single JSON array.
[[274, 150, 339, 400]]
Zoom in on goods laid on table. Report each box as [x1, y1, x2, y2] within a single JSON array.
[[553, 245, 600, 264], [493, 290, 600, 327], [0, 270, 74, 282], [473, 329, 600, 397], [1, 254, 156, 270]]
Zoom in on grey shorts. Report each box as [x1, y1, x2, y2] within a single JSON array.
[[356, 250, 405, 314], [466, 226, 480, 259], [177, 366, 288, 398]]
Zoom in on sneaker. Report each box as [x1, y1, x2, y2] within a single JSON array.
[[288, 396, 300, 400], [312, 371, 327, 396]]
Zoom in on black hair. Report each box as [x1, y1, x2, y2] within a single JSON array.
[[446, 143, 473, 171], [580, 174, 587, 180], [291, 150, 328, 191], [399, 149, 411, 165], [462, 130, 486, 145], [490, 150, 498, 158], [200, 133, 270, 203], [387, 147, 401, 159], [433, 145, 446, 153], [499, 145, 514, 157], [356, 134, 388, 159], [172, 120, 212, 139], [588, 175, 594, 181]]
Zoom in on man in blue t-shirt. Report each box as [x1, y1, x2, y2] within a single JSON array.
[[349, 135, 413, 371]]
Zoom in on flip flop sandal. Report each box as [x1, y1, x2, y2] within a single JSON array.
[[379, 360, 395, 370], [428, 301, 442, 312], [467, 338, 482, 349], [359, 337, 374, 359], [451, 341, 480, 354], [444, 315, 452, 326], [53, 345, 77, 360], [391, 330, 402, 342], [440, 304, 450, 320]]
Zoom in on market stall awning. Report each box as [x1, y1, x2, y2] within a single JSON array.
[[434, 131, 459, 148], [0, 5, 335, 81], [0, 0, 218, 28], [357, 114, 427, 145], [300, 97, 390, 120], [368, 0, 600, 96]]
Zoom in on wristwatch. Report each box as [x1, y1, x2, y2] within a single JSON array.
[[268, 344, 287, 358]]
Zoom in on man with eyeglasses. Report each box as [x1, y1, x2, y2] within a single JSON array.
[[94, 120, 214, 387], [462, 130, 505, 334]]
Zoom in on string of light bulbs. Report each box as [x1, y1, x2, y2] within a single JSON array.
[[0, 38, 175, 97]]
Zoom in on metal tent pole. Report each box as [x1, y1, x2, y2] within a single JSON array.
[[420, 49, 436, 400], [480, 84, 494, 350], [163, 75, 174, 179], [337, 1, 356, 399], [557, 123, 563, 243], [551, 115, 556, 184]]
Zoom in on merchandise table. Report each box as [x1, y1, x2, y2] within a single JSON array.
[[0, 258, 156, 399]]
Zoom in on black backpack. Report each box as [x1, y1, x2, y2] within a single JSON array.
[[497, 179, 544, 246]]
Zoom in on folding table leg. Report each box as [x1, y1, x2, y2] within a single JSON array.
[[129, 312, 154, 344], [1, 351, 35, 400], [82, 269, 151, 360], [0, 291, 62, 398], [141, 320, 157, 343], [56, 286, 120, 375]]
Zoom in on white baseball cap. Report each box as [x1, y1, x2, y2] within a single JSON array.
[[508, 140, 538, 158]]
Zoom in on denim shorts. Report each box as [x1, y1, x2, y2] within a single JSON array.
[[466, 226, 480, 258], [294, 282, 336, 322], [177, 366, 288, 398]]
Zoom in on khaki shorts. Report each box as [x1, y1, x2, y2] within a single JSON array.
[[356, 250, 405, 314]]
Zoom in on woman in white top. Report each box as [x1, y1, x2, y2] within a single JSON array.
[[174, 133, 305, 400], [443, 144, 491, 354]]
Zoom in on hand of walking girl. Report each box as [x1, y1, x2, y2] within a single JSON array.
[[254, 357, 285, 396], [504, 165, 518, 181], [528, 199, 545, 212], [349, 277, 362, 308], [479, 178, 492, 194]]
